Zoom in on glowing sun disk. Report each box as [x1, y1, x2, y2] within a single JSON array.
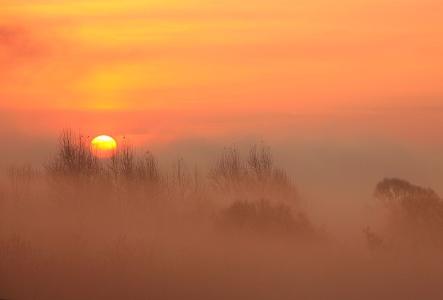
[[91, 135, 117, 158]]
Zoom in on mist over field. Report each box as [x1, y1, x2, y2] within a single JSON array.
[[2, 109, 443, 236], [1, 130, 443, 299], [2, 0, 443, 296]]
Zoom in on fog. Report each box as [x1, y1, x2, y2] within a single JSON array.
[[1, 130, 443, 299]]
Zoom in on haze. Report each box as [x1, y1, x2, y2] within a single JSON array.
[[1, 0, 443, 299]]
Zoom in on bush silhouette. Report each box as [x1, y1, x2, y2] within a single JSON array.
[[372, 178, 443, 248], [210, 144, 297, 203], [375, 178, 443, 224], [46, 130, 100, 179], [218, 198, 312, 237]]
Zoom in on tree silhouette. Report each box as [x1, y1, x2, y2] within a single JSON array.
[[373, 178, 443, 248]]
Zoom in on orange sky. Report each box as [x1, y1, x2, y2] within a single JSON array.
[[1, 0, 443, 144], [2, 0, 443, 237]]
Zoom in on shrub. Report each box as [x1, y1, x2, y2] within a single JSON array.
[[247, 144, 273, 181], [135, 151, 160, 184], [109, 144, 136, 180], [363, 227, 384, 252], [210, 147, 245, 187], [109, 146, 161, 198], [218, 198, 312, 237], [372, 178, 443, 248], [46, 130, 100, 179], [375, 178, 443, 225], [211, 144, 296, 193]]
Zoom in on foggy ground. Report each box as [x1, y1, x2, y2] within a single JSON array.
[[1, 132, 443, 299]]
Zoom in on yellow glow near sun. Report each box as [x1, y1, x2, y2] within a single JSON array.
[[91, 135, 117, 158]]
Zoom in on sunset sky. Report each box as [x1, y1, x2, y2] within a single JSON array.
[[1, 0, 443, 231], [1, 0, 443, 150]]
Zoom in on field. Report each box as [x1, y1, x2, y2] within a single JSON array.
[[1, 131, 443, 299]]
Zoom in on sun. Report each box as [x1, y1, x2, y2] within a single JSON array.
[[91, 135, 117, 158]]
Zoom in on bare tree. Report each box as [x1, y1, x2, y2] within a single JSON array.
[[210, 147, 245, 187], [46, 130, 100, 179], [248, 143, 273, 181]]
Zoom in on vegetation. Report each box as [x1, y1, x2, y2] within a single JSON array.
[[218, 198, 313, 237], [370, 178, 443, 249], [46, 130, 100, 180], [2, 131, 443, 299]]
